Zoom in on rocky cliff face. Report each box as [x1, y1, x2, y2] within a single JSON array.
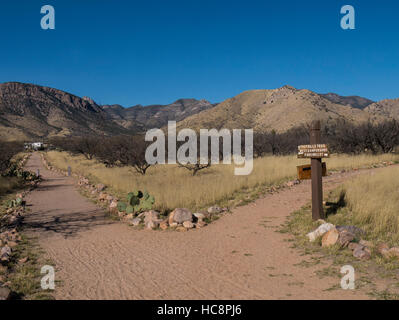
[[0, 82, 137, 140]]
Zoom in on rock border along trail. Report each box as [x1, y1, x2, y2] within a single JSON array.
[[23, 153, 373, 300]]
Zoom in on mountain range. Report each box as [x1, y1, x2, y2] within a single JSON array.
[[0, 81, 398, 141]]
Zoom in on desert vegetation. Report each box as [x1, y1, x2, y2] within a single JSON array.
[[333, 166, 399, 244], [253, 119, 399, 156], [43, 119, 399, 212], [44, 150, 399, 213], [0, 141, 25, 197]]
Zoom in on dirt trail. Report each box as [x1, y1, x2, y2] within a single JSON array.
[[24, 153, 373, 300]]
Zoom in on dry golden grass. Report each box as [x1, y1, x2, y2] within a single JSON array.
[[338, 165, 399, 244], [44, 151, 399, 212]]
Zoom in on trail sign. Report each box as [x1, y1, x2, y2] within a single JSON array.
[[297, 144, 329, 159], [298, 121, 328, 220]]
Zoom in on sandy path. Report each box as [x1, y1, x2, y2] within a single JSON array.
[[23, 153, 373, 300]]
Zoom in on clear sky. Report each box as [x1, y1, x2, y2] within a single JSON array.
[[0, 0, 398, 106]]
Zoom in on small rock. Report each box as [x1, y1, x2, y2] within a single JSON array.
[[195, 221, 207, 228], [96, 184, 106, 192], [175, 226, 187, 232], [130, 218, 141, 227], [388, 247, 399, 259], [183, 221, 194, 229], [207, 206, 221, 214], [159, 220, 169, 230], [193, 213, 205, 220], [0, 287, 11, 300], [321, 228, 339, 247], [348, 242, 364, 251], [169, 208, 193, 224], [118, 211, 125, 218], [359, 240, 373, 248], [145, 220, 159, 230], [1, 246, 11, 259], [286, 181, 295, 187], [353, 247, 371, 260], [98, 193, 107, 201], [169, 222, 178, 228], [377, 243, 390, 257], [7, 241, 17, 248], [18, 257, 28, 264], [124, 213, 134, 221]]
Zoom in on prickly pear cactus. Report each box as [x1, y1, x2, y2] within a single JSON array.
[[16, 197, 23, 206], [116, 190, 155, 215], [127, 191, 141, 206], [126, 205, 134, 214], [117, 201, 127, 212], [138, 190, 155, 211]]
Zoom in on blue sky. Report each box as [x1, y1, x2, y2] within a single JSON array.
[[0, 0, 398, 106]]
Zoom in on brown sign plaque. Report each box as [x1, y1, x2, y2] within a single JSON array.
[[297, 144, 329, 159]]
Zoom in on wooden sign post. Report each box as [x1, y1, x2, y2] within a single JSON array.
[[297, 121, 329, 220]]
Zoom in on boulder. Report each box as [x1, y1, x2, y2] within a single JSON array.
[[338, 230, 355, 248], [169, 208, 192, 224], [143, 210, 160, 223], [183, 221, 194, 229], [207, 206, 221, 214], [321, 228, 339, 247], [175, 226, 188, 232], [336, 225, 364, 237], [307, 223, 335, 242]]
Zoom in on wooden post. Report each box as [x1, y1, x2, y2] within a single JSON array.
[[67, 166, 71, 177], [310, 120, 324, 220]]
